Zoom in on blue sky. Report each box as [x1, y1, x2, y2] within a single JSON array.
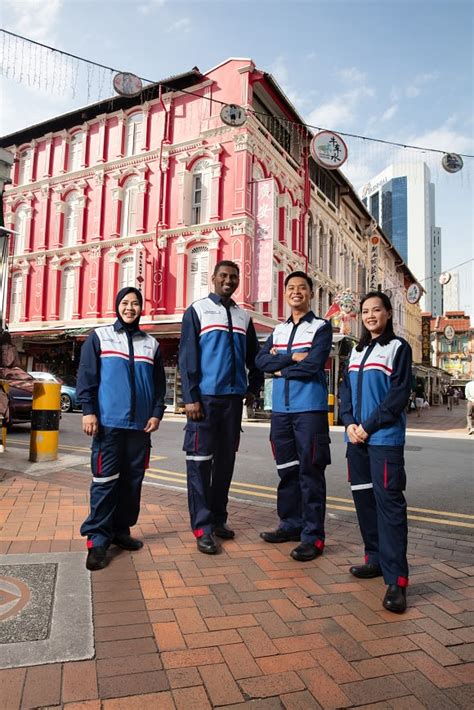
[[2, 0, 473, 312]]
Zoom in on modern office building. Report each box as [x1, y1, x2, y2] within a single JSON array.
[[360, 162, 442, 315]]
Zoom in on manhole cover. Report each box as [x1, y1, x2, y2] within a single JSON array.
[[0, 552, 93, 668]]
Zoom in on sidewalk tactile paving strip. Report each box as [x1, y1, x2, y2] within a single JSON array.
[[0, 552, 93, 669], [0, 563, 56, 641]]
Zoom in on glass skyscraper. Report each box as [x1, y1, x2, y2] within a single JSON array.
[[360, 162, 442, 315]]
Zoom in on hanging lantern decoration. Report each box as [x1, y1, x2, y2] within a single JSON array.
[[220, 104, 247, 127], [310, 130, 348, 169], [439, 272, 452, 285], [441, 153, 463, 173], [113, 72, 143, 97], [406, 282, 423, 305]]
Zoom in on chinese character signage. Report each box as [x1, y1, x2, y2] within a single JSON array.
[[310, 130, 348, 169], [421, 315, 431, 366], [252, 178, 275, 303], [368, 235, 380, 290]]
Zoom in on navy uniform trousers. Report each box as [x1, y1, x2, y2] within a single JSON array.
[[270, 411, 331, 546], [347, 443, 409, 586], [183, 395, 243, 536], [80, 427, 151, 548]]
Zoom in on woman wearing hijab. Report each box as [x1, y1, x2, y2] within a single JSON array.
[[339, 292, 412, 613], [77, 287, 166, 571]]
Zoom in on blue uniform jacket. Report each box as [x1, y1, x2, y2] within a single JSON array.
[[178, 293, 263, 404], [255, 311, 332, 413], [77, 321, 166, 430], [339, 336, 412, 445]]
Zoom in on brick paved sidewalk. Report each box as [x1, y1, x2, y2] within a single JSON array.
[[1, 468, 473, 709]]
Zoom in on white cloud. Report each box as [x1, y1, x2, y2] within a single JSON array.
[[381, 104, 398, 121], [338, 67, 367, 84], [405, 71, 439, 99], [3, 0, 62, 42], [139, 0, 166, 15], [307, 86, 375, 131], [166, 17, 192, 34]]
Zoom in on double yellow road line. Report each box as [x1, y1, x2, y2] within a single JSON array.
[[6, 440, 473, 530], [145, 465, 474, 530]]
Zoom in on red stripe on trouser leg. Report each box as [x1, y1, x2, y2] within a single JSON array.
[[364, 554, 369, 563], [144, 449, 150, 469], [314, 540, 324, 550], [87, 539, 93, 549], [384, 460, 388, 489], [347, 461, 351, 482], [97, 452, 102, 475], [397, 576, 409, 587], [193, 529, 204, 538], [270, 441, 276, 459]]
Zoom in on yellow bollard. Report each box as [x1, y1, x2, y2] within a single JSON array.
[[29, 381, 61, 462], [328, 393, 335, 427], [0, 380, 9, 452]]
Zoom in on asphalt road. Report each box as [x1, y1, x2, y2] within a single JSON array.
[[7, 413, 474, 535]]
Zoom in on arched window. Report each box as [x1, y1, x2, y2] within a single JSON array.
[[121, 176, 139, 236], [119, 254, 135, 289], [14, 205, 28, 255], [307, 215, 314, 265], [191, 159, 211, 225], [18, 149, 32, 185], [68, 132, 83, 171], [187, 246, 209, 304], [64, 192, 81, 247], [125, 113, 143, 157], [59, 265, 76, 321], [10, 272, 23, 323]]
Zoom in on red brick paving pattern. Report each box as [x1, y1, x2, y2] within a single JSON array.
[[0, 470, 473, 708]]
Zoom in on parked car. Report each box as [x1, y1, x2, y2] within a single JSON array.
[[28, 372, 80, 413], [0, 368, 34, 427]]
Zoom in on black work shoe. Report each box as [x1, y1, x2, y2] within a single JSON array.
[[86, 546, 108, 571], [197, 533, 218, 555], [290, 542, 324, 562], [112, 534, 144, 551], [260, 528, 301, 543], [214, 524, 235, 539], [383, 584, 407, 613], [350, 563, 383, 579]]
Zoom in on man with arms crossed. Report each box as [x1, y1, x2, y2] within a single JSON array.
[[256, 271, 332, 561]]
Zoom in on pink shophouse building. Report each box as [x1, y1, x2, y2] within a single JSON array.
[[1, 58, 418, 408]]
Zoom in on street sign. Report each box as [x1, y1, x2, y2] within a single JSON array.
[[406, 282, 422, 305], [442, 153, 463, 173]]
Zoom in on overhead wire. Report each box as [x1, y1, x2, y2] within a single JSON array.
[[1, 28, 473, 159]]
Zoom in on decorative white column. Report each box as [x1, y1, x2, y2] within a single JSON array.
[[141, 102, 150, 152], [176, 155, 188, 226], [71, 252, 83, 319], [59, 131, 68, 173], [136, 165, 148, 234], [207, 230, 221, 276], [80, 122, 89, 168], [111, 185, 122, 238]]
